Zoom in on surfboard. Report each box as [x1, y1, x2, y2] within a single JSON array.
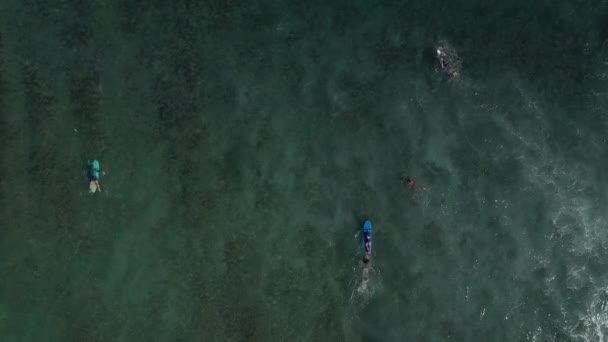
[[88, 160, 101, 193]]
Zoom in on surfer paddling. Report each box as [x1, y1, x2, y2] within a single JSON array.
[[363, 238, 371, 267], [436, 47, 459, 78], [88, 160, 102, 193], [357, 220, 373, 293], [405, 176, 416, 189], [362, 221, 372, 267]]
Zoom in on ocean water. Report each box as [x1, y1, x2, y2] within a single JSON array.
[[2, 0, 608, 341]]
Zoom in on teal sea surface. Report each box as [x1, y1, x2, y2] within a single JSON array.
[[2, 0, 608, 341]]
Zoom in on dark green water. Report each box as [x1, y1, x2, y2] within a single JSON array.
[[2, 0, 608, 341]]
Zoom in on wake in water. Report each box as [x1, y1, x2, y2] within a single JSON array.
[[356, 264, 372, 295], [570, 287, 608, 342], [348, 232, 382, 305], [471, 76, 608, 340], [349, 262, 381, 305]]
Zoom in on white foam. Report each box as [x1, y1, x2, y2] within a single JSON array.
[[569, 287, 608, 341], [492, 78, 607, 256], [488, 78, 608, 340]]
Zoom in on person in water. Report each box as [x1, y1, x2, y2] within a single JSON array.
[[88, 161, 102, 193], [89, 174, 101, 193], [364, 231, 372, 251], [437, 47, 459, 78], [405, 176, 416, 188], [363, 232, 372, 267], [363, 254, 371, 267]]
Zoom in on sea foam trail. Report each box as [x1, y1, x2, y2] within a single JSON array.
[[488, 76, 608, 340]]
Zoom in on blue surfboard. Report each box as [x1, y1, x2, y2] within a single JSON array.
[[362, 220, 372, 252]]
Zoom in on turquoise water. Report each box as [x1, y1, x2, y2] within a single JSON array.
[[2, 0, 608, 341]]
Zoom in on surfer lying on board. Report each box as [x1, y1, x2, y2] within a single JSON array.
[[363, 230, 372, 267], [437, 47, 459, 77], [88, 160, 102, 193]]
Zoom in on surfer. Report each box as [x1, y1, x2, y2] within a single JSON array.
[[364, 231, 372, 252], [363, 230, 372, 267], [437, 47, 459, 77], [363, 254, 371, 267], [358, 220, 373, 293], [88, 160, 102, 193]]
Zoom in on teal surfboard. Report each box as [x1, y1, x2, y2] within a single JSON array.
[[88, 160, 101, 193]]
